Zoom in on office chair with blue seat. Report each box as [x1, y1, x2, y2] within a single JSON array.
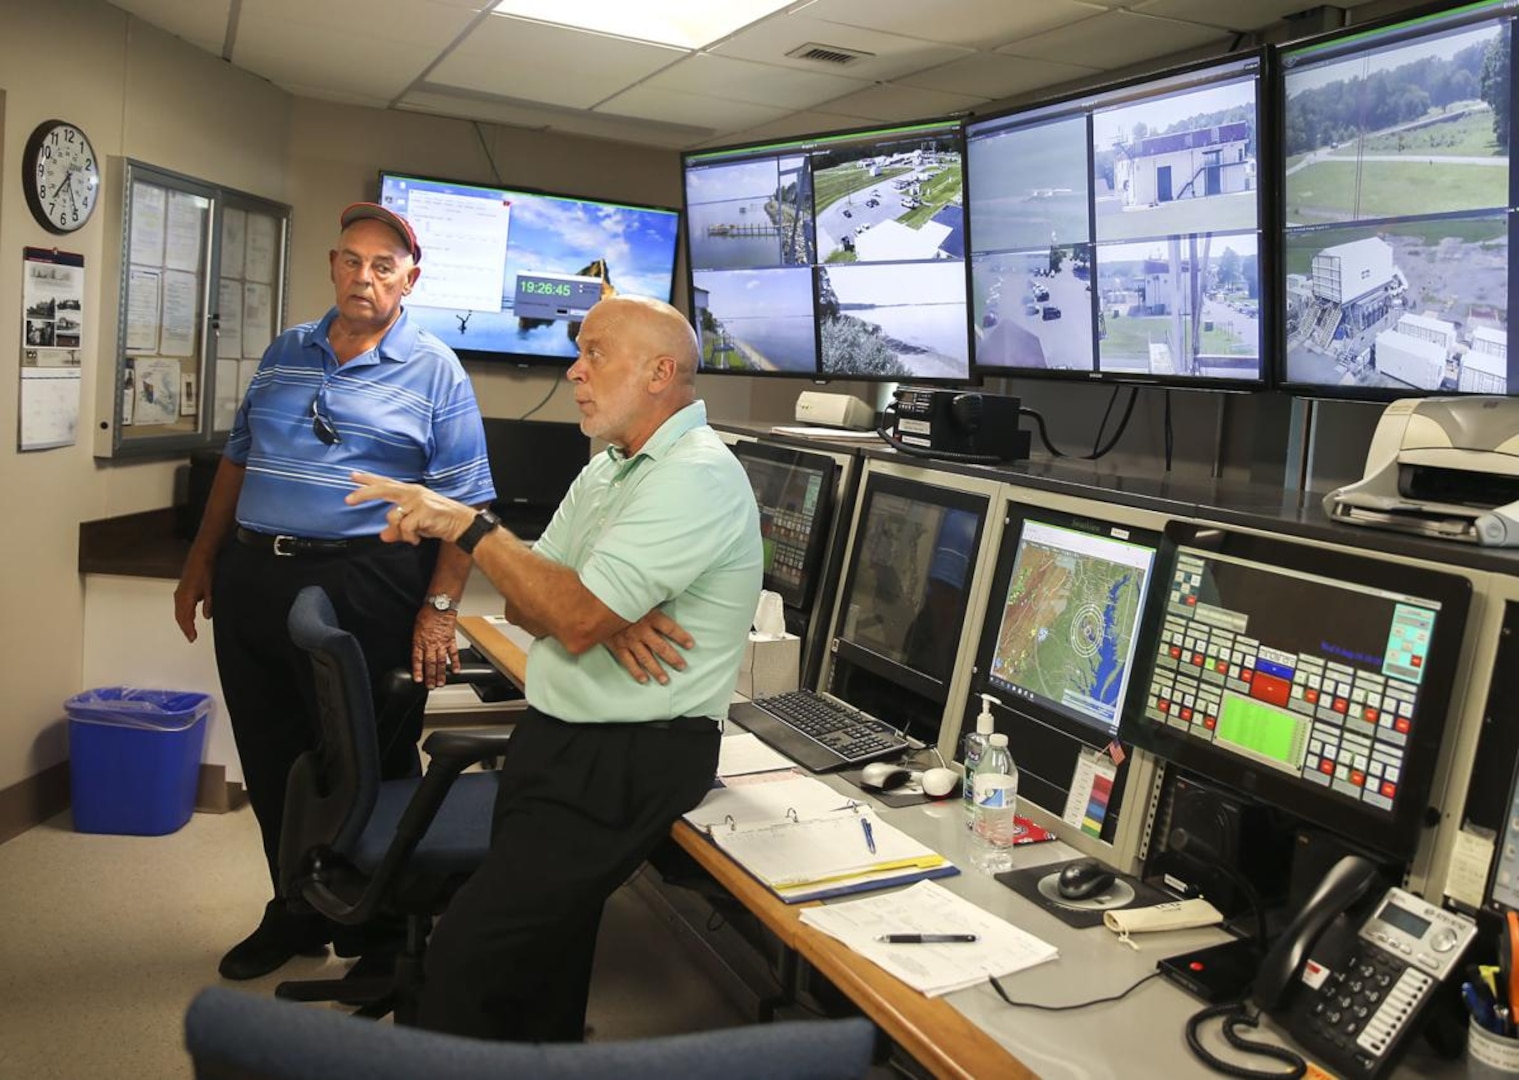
[[186, 986, 878, 1080], [273, 585, 513, 1023]]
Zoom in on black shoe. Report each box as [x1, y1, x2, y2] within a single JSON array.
[[336, 950, 399, 1007], [218, 899, 330, 981]]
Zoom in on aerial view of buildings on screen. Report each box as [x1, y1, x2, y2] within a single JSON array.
[[810, 135, 963, 264], [1282, 20, 1510, 392]]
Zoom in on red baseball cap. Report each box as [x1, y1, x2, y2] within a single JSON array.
[[339, 202, 422, 263]]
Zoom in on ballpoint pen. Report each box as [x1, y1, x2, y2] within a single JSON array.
[[861, 817, 877, 855], [1464, 980, 1501, 1034], [876, 933, 979, 944]]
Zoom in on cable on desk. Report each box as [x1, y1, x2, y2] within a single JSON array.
[[1183, 1001, 1305, 1079], [988, 969, 1160, 1011]]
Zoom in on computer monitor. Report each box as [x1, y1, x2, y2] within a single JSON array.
[[1118, 523, 1472, 860], [682, 118, 972, 382], [730, 440, 838, 615], [1277, 0, 1515, 397], [965, 51, 1268, 386], [826, 472, 989, 744], [961, 504, 1159, 838], [376, 171, 680, 367], [481, 418, 590, 540]]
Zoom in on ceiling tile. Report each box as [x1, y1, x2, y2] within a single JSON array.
[[429, 15, 684, 110], [813, 83, 987, 124], [279, 82, 395, 109], [643, 53, 872, 110], [399, 89, 553, 128], [799, 0, 1110, 50], [595, 86, 790, 132], [234, 31, 436, 101], [995, 9, 1229, 69], [896, 53, 1100, 100], [1132, 0, 1312, 31], [690, 108, 879, 150], [713, 14, 972, 83], [110, 0, 231, 53], [237, 0, 478, 46]]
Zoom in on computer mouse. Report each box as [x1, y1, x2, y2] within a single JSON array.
[[920, 767, 959, 798], [859, 762, 912, 792], [1057, 858, 1117, 901]]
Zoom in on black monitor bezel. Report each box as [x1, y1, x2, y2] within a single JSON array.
[[829, 472, 989, 705], [1271, 0, 1517, 401], [1117, 521, 1472, 860], [963, 47, 1274, 390], [730, 439, 840, 614], [376, 169, 681, 369], [480, 416, 590, 519], [680, 116, 974, 385], [970, 501, 1162, 751]]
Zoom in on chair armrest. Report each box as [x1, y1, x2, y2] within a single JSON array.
[[422, 728, 514, 766]]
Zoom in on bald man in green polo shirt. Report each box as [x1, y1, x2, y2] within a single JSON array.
[[349, 294, 762, 1041]]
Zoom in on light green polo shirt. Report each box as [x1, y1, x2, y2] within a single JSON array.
[[524, 401, 762, 723]]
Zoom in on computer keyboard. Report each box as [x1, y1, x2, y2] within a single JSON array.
[[730, 690, 910, 773]]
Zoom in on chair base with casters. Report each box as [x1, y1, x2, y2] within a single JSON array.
[[186, 986, 877, 1080], [273, 587, 513, 1024]]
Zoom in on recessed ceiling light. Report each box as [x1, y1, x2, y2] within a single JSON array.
[[491, 0, 792, 50]]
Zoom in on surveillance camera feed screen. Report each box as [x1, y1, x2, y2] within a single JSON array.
[[966, 54, 1265, 385], [1280, 0, 1514, 396], [683, 120, 971, 382], [377, 173, 680, 365], [987, 519, 1155, 738]]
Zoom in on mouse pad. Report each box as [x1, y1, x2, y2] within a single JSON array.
[[838, 765, 936, 808], [997, 859, 1175, 929]]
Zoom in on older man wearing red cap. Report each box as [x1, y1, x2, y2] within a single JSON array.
[[174, 203, 496, 980]]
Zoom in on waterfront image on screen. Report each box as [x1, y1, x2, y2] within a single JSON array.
[[967, 54, 1264, 383], [1280, 2, 1513, 394], [684, 120, 970, 381], [841, 492, 980, 682], [377, 174, 679, 363], [988, 521, 1154, 734], [1138, 547, 1441, 816], [737, 453, 828, 609]]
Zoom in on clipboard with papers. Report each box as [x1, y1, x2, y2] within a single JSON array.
[[697, 802, 957, 904]]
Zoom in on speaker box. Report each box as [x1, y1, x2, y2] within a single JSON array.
[[1151, 773, 1292, 916]]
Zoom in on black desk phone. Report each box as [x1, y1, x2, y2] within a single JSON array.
[[1253, 855, 1476, 1078]]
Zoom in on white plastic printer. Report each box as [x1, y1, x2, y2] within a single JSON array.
[[1323, 396, 1519, 547]]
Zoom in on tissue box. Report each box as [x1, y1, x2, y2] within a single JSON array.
[[735, 632, 800, 700]]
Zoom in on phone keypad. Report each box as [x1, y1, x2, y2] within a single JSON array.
[[1301, 946, 1430, 1075]]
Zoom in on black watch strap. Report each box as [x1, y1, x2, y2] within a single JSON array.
[[456, 509, 502, 555]]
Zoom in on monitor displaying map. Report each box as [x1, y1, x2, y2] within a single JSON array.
[[986, 514, 1156, 738]]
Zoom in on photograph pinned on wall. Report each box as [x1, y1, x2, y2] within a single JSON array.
[[180, 371, 199, 417], [20, 247, 85, 367], [132, 356, 181, 426]]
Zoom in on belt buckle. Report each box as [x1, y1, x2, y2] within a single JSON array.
[[273, 535, 298, 557]]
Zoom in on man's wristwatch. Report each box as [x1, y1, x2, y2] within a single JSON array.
[[425, 593, 459, 614], [455, 508, 502, 556]]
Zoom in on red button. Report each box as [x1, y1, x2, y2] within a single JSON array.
[[1333, 698, 1348, 714], [1192, 653, 1204, 666], [1180, 708, 1193, 722], [1204, 716, 1217, 730], [1241, 669, 1253, 683], [1364, 707, 1378, 723], [1159, 700, 1171, 713], [1320, 760, 1334, 775], [1215, 660, 1228, 674], [1185, 595, 1197, 606], [1170, 646, 1182, 659], [1305, 689, 1319, 704], [1381, 781, 1397, 798], [1350, 770, 1366, 787], [1411, 656, 1422, 667], [1189, 961, 1205, 971], [1395, 718, 1410, 734]]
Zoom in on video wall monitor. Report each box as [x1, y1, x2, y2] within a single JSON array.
[[481, 418, 590, 540], [827, 472, 988, 742], [1118, 523, 1472, 860], [965, 51, 1268, 387], [376, 172, 680, 367], [681, 119, 973, 382], [1278, 1, 1515, 397], [962, 504, 1159, 832], [730, 440, 838, 614]]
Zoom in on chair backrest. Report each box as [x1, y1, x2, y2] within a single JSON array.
[[276, 586, 385, 898], [185, 986, 876, 1080]]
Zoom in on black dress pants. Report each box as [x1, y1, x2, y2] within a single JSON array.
[[416, 709, 721, 1041], [212, 537, 438, 890]]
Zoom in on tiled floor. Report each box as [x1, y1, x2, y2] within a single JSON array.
[[0, 803, 752, 1078]]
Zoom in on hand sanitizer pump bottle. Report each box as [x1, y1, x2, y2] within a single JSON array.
[[963, 693, 998, 826]]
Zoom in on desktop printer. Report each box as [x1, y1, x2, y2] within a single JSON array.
[[1323, 396, 1519, 547]]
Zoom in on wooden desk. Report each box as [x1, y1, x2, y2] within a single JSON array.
[[458, 616, 1033, 1079]]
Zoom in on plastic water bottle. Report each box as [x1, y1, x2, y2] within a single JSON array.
[[970, 733, 1018, 875], [963, 693, 998, 826]]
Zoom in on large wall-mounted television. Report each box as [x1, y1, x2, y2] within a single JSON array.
[[965, 51, 1269, 388], [681, 119, 972, 383], [1277, 0, 1514, 398], [376, 171, 681, 367]]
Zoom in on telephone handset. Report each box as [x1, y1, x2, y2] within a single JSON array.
[[1252, 855, 1476, 1079]]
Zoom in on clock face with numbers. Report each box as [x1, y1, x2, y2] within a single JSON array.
[[23, 120, 100, 234]]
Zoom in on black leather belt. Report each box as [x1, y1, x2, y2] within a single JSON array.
[[235, 526, 385, 557], [642, 715, 722, 733]]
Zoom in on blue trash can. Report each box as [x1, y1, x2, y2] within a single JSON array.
[[66, 688, 214, 836]]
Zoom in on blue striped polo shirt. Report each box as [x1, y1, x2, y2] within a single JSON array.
[[225, 307, 495, 539]]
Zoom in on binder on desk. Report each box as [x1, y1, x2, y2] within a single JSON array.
[[700, 804, 958, 904]]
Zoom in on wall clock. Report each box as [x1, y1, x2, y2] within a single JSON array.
[[23, 119, 100, 234]]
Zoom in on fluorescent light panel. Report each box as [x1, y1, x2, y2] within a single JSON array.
[[490, 0, 792, 49]]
